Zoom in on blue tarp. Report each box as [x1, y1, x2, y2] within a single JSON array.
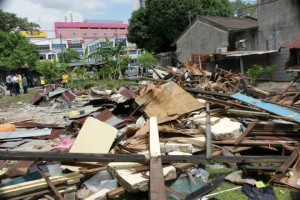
[[231, 93, 300, 123]]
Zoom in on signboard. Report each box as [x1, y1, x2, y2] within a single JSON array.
[[20, 31, 47, 38], [67, 39, 84, 44]]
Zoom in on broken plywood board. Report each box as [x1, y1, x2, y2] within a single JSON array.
[[70, 117, 117, 154], [108, 163, 176, 192], [135, 82, 204, 123]]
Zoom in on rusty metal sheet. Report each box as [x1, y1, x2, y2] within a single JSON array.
[[119, 87, 136, 100], [13, 122, 62, 128], [61, 91, 77, 103], [6, 161, 35, 177], [36, 129, 65, 140]]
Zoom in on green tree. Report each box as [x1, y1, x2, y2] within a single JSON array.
[[58, 49, 81, 63], [127, 0, 231, 53], [90, 39, 130, 80], [0, 31, 39, 70], [0, 11, 40, 70], [137, 52, 157, 69], [0, 10, 40, 32], [246, 64, 276, 85], [34, 60, 68, 83], [230, 0, 257, 18]]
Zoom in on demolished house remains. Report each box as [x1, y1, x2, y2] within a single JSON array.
[[0, 61, 299, 199]]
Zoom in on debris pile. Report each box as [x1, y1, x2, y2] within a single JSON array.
[[0, 63, 299, 199]]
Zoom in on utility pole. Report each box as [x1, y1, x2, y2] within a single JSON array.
[[60, 34, 65, 63]]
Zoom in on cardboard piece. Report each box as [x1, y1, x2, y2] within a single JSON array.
[[135, 82, 204, 123], [70, 117, 118, 154]]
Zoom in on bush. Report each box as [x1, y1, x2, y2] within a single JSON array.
[[246, 64, 276, 85]]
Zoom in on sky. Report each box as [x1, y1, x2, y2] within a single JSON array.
[[1, 0, 256, 31], [1, 0, 133, 30]]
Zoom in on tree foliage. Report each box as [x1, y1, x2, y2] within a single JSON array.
[[229, 0, 257, 18], [137, 52, 157, 69], [34, 60, 68, 83], [0, 10, 40, 32], [0, 11, 40, 70], [0, 31, 39, 70], [58, 49, 81, 63], [90, 39, 130, 80], [127, 0, 231, 53]]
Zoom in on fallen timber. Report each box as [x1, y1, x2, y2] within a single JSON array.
[[0, 151, 288, 164]]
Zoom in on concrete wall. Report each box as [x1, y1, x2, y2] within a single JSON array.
[[230, 30, 258, 51], [176, 21, 228, 63], [258, 0, 300, 50]]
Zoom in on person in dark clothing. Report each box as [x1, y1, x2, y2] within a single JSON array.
[[22, 74, 28, 94]]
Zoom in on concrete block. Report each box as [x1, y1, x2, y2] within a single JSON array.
[[209, 118, 242, 141]]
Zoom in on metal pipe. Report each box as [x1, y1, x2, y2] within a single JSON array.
[[0, 151, 288, 164]]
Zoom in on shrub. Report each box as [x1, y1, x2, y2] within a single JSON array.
[[246, 64, 276, 85]]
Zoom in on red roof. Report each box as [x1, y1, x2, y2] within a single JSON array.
[[281, 38, 300, 49]]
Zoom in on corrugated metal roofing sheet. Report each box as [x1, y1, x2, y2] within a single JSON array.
[[281, 38, 300, 49], [119, 87, 136, 100], [61, 91, 77, 103], [199, 16, 258, 31]]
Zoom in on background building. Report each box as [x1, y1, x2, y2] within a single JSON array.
[[64, 11, 83, 22], [132, 0, 146, 11], [54, 22, 128, 39]]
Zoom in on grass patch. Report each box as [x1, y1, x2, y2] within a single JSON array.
[[203, 165, 295, 200], [0, 87, 38, 109]]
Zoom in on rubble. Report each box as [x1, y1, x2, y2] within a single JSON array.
[[0, 62, 299, 199]]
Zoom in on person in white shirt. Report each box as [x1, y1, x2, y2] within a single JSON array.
[[5, 75, 13, 96]]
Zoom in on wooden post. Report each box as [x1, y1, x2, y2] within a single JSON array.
[[239, 57, 244, 74], [206, 103, 212, 159], [149, 117, 166, 200]]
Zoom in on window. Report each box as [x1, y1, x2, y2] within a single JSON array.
[[39, 54, 46, 60], [68, 43, 82, 49], [103, 33, 107, 37], [37, 45, 50, 51], [100, 42, 111, 48], [72, 32, 76, 36], [52, 44, 66, 49], [94, 33, 97, 36], [83, 33, 87, 37]]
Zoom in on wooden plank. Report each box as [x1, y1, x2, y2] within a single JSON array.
[[150, 117, 161, 158], [70, 117, 118, 154], [280, 150, 298, 172], [234, 119, 259, 146], [270, 80, 297, 103], [106, 187, 125, 199], [149, 117, 166, 200]]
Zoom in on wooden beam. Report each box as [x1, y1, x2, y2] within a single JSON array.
[[149, 117, 166, 200], [43, 173, 64, 200], [234, 119, 259, 146], [280, 150, 299, 172], [106, 187, 125, 199]]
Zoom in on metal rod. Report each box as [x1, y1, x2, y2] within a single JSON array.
[[0, 151, 288, 164]]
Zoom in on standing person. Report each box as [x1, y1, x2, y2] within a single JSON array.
[[62, 72, 69, 88], [22, 74, 28, 94], [5, 74, 13, 96], [12, 74, 19, 95], [18, 74, 23, 94]]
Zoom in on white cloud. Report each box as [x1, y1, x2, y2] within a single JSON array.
[[2, 0, 132, 30]]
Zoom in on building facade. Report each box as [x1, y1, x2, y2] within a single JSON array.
[[132, 0, 146, 11], [176, 16, 258, 63], [54, 22, 128, 39], [64, 11, 83, 22], [257, 0, 300, 50]]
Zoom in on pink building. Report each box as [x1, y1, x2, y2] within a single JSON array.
[[54, 22, 128, 39]]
